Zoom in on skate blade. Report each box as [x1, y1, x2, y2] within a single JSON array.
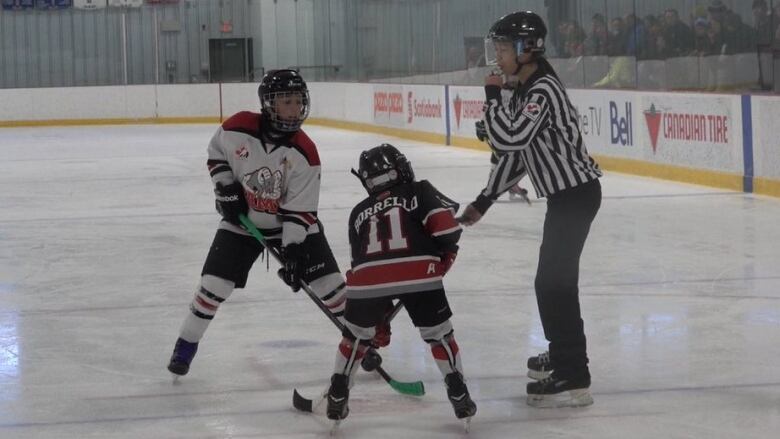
[[461, 416, 473, 433], [329, 420, 341, 436], [526, 388, 593, 408], [526, 369, 552, 380], [171, 374, 182, 384]]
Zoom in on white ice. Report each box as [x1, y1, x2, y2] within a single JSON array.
[[1, 123, 779, 439]]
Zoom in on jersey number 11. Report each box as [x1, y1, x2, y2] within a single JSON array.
[[366, 207, 409, 255]]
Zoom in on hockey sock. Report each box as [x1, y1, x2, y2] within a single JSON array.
[[307, 272, 347, 324], [179, 274, 235, 342], [333, 335, 370, 385], [420, 320, 463, 377]]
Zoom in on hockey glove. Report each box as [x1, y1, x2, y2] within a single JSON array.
[[438, 252, 457, 275], [279, 243, 307, 292], [370, 302, 395, 348], [475, 120, 488, 142], [456, 204, 483, 226], [214, 181, 248, 226]]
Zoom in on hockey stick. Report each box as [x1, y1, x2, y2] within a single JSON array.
[[238, 215, 426, 404]]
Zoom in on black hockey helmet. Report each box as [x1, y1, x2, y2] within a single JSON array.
[[485, 11, 547, 64], [352, 143, 415, 194], [258, 69, 310, 132]]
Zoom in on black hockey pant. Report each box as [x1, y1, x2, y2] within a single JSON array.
[[535, 178, 601, 379]]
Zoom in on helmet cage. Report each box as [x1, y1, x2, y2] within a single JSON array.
[[261, 89, 310, 132]]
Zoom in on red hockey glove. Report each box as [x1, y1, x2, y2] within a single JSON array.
[[370, 302, 395, 348], [438, 252, 457, 275]]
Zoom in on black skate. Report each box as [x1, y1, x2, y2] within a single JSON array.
[[527, 351, 552, 380], [167, 337, 198, 377], [326, 373, 350, 421], [445, 372, 476, 429], [526, 373, 593, 408]]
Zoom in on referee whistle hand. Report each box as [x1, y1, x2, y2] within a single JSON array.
[[456, 204, 482, 226], [485, 74, 503, 87]]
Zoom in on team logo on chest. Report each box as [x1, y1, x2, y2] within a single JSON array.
[[235, 144, 250, 160], [242, 167, 283, 213]]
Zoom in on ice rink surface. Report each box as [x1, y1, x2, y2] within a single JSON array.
[[1, 123, 779, 438]]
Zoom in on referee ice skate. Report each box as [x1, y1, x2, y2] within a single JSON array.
[[459, 10, 602, 408]]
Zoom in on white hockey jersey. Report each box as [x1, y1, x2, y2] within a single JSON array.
[[207, 111, 321, 246]]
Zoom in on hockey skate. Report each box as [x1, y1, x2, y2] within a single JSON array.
[[527, 351, 553, 380], [526, 374, 593, 408], [326, 373, 350, 433], [167, 337, 198, 377], [444, 372, 477, 431]]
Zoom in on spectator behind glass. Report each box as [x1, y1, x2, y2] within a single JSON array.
[[564, 21, 587, 57], [723, 8, 756, 53], [694, 18, 715, 55], [643, 15, 663, 60], [554, 21, 571, 56], [608, 17, 628, 56], [625, 14, 646, 58], [587, 13, 609, 56], [753, 0, 773, 46], [775, 6, 780, 47], [708, 18, 727, 55], [662, 9, 694, 57]]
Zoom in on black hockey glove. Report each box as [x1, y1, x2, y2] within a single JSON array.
[[475, 120, 488, 142], [279, 243, 308, 292], [214, 181, 248, 226]]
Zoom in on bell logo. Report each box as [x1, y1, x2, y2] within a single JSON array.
[[644, 103, 662, 153]]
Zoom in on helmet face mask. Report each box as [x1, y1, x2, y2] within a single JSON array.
[[354, 144, 415, 195], [258, 69, 310, 132]]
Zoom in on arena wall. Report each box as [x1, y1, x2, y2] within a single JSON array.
[[1, 83, 778, 198]]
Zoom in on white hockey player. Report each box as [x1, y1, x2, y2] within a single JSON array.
[[167, 69, 389, 376]]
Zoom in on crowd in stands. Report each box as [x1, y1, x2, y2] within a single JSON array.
[[552, 0, 779, 60]]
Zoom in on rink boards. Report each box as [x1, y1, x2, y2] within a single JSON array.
[[0, 82, 778, 197]]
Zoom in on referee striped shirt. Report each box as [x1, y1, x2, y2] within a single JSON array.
[[483, 61, 601, 199]]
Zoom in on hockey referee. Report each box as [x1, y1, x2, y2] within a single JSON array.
[[458, 10, 602, 408]]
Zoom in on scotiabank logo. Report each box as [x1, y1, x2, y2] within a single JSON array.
[[452, 94, 485, 128], [374, 91, 403, 117], [643, 103, 729, 153], [407, 91, 442, 124]]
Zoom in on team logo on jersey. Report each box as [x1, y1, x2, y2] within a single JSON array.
[[242, 167, 283, 213], [522, 102, 541, 121], [235, 144, 249, 160]]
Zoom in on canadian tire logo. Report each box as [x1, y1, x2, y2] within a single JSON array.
[[644, 103, 662, 153]]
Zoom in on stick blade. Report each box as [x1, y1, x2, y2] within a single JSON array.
[[389, 379, 425, 396], [292, 389, 314, 412]]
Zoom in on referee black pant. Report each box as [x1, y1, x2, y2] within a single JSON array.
[[535, 178, 601, 380]]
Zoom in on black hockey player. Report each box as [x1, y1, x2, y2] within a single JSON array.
[[166, 69, 388, 377], [325, 144, 476, 429]]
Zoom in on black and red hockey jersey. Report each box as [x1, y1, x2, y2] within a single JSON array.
[[345, 180, 461, 299]]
